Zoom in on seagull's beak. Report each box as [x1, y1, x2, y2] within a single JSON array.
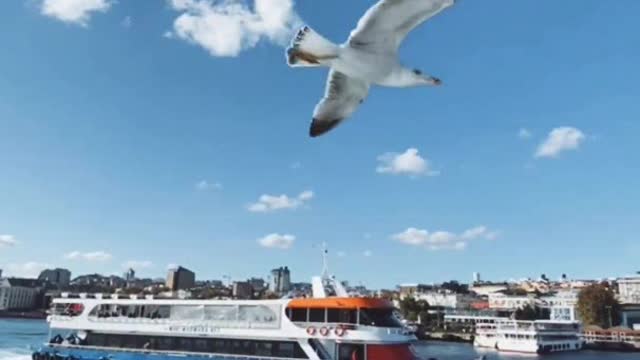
[[425, 76, 442, 86]]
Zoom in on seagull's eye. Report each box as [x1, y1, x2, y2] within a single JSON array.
[[413, 69, 422, 75]]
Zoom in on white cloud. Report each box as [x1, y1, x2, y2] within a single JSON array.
[[460, 226, 498, 240], [4, 262, 50, 278], [337, 251, 346, 257], [257, 233, 295, 249], [196, 180, 223, 191], [518, 128, 532, 139], [0, 235, 17, 248], [65, 250, 112, 262], [393, 228, 429, 246], [41, 0, 113, 26], [248, 190, 313, 212], [535, 127, 585, 158], [122, 260, 154, 269], [392, 225, 498, 251], [166, 0, 302, 57], [376, 148, 439, 177], [363, 250, 373, 257]]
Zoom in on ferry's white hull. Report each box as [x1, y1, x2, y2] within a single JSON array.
[[473, 335, 496, 349], [474, 336, 583, 354]]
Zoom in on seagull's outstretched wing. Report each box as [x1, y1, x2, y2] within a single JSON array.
[[348, 0, 455, 53], [310, 70, 369, 137]]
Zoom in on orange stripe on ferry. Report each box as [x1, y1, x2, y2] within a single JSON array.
[[287, 297, 393, 309]]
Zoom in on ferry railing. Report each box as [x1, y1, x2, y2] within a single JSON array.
[[84, 315, 281, 330], [293, 321, 411, 336]]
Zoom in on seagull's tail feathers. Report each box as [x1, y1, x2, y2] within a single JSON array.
[[287, 26, 338, 68]]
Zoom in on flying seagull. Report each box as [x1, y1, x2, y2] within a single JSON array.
[[286, 0, 455, 137]]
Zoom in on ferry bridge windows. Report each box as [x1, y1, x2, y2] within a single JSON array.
[[309, 308, 325, 323], [286, 307, 370, 326], [327, 309, 357, 324], [358, 308, 402, 328], [290, 308, 308, 322]]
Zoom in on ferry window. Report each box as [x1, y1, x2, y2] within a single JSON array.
[[231, 340, 242, 354], [241, 340, 255, 355], [156, 337, 175, 350], [339, 310, 357, 324], [327, 309, 340, 323], [358, 308, 402, 327], [213, 339, 227, 353], [87, 333, 106, 347], [256, 342, 273, 356], [309, 308, 325, 323], [290, 308, 307, 322], [177, 337, 193, 352], [106, 335, 123, 348], [192, 338, 209, 352], [122, 335, 139, 349], [277, 342, 295, 358]]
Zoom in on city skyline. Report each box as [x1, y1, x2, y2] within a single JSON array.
[[2, 0, 640, 289]]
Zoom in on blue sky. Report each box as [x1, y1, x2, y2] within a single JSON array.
[[1, 0, 639, 289]]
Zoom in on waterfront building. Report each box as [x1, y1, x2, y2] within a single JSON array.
[[270, 266, 291, 294], [166, 266, 196, 291], [397, 284, 434, 299], [620, 304, 640, 330], [0, 278, 41, 310], [414, 290, 474, 309], [232, 281, 253, 299], [488, 292, 536, 310], [473, 272, 481, 284], [539, 290, 580, 322], [70, 274, 120, 288], [248, 278, 267, 293], [469, 282, 508, 297], [38, 268, 72, 288], [618, 275, 640, 304], [518, 280, 551, 294], [124, 268, 135, 282]]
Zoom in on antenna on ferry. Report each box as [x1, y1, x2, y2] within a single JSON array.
[[320, 241, 330, 280]]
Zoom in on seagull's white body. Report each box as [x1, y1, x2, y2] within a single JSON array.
[[286, 0, 456, 137]]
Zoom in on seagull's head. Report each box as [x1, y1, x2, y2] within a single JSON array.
[[410, 68, 442, 87]]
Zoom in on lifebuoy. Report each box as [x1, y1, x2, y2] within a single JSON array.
[[335, 326, 347, 337], [306, 326, 317, 336], [319, 327, 330, 336]]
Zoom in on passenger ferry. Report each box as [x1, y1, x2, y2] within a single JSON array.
[[474, 318, 583, 354], [33, 258, 419, 360]]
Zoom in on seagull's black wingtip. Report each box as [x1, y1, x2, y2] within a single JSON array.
[[309, 118, 342, 138]]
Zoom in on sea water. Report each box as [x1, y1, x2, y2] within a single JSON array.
[[1, 319, 639, 360]]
